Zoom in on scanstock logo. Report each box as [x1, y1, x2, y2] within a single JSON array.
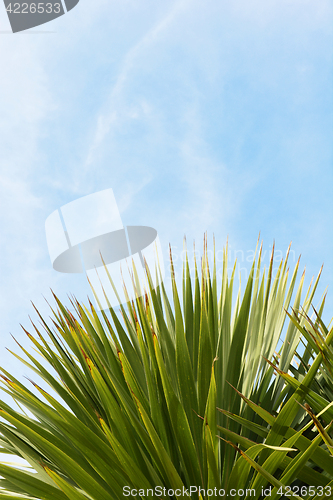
[[3, 0, 79, 33]]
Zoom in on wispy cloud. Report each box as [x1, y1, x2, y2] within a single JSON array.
[[84, 0, 192, 170]]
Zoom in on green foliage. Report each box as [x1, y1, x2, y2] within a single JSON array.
[[0, 238, 331, 499]]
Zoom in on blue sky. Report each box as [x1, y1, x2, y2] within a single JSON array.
[[0, 0, 332, 385]]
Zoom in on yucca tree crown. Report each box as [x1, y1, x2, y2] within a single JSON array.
[[0, 237, 331, 500]]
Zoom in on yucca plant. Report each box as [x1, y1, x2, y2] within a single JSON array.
[[0, 237, 330, 499]]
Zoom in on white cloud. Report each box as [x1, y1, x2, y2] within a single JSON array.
[[84, 0, 192, 169]]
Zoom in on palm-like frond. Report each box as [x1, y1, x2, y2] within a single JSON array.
[[0, 238, 329, 499]]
